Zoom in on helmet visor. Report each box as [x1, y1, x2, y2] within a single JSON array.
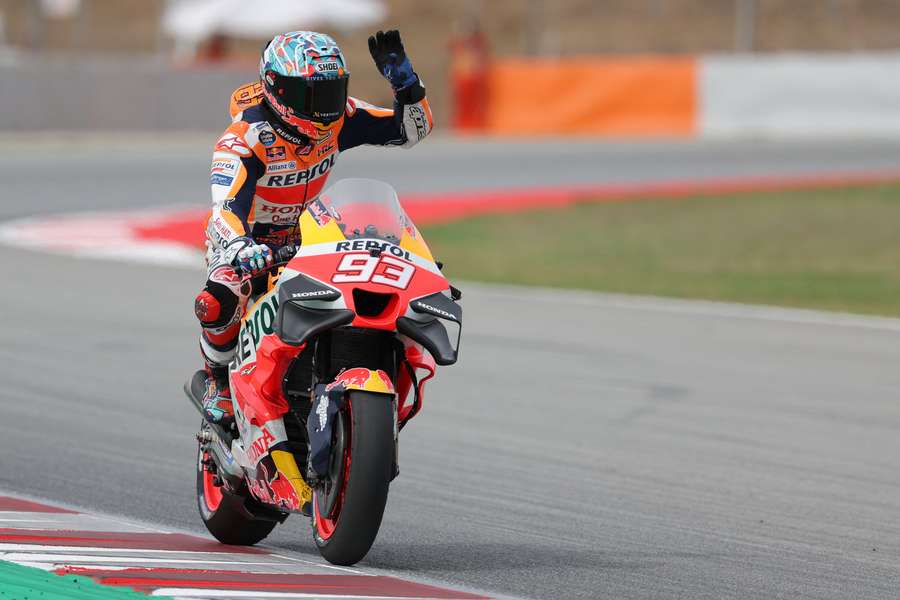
[[274, 74, 348, 124]]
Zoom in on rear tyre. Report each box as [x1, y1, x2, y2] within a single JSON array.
[[312, 391, 394, 565], [196, 426, 277, 546]]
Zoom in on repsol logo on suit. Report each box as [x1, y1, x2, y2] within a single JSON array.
[[262, 154, 336, 188]]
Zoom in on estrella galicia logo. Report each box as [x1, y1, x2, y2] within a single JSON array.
[[259, 130, 276, 146]]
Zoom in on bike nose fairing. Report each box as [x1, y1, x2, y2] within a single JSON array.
[[273, 178, 460, 363], [397, 290, 462, 365]]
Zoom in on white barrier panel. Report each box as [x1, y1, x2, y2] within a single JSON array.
[[701, 52, 900, 137]]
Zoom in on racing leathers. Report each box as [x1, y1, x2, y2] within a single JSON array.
[[195, 80, 433, 380]]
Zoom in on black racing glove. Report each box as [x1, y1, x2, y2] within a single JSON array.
[[368, 29, 418, 90]]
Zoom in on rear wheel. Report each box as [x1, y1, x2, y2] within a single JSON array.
[[196, 424, 277, 546], [312, 391, 394, 565]]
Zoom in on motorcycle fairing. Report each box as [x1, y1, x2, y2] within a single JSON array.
[[233, 414, 286, 468], [276, 270, 341, 304], [286, 244, 448, 332], [396, 339, 436, 426], [223, 178, 460, 514], [231, 321, 296, 426], [235, 289, 281, 369], [224, 376, 306, 512], [246, 454, 307, 512], [276, 300, 354, 346], [397, 317, 457, 365]]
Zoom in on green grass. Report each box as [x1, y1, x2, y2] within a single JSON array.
[[0, 559, 163, 599], [421, 184, 900, 317]]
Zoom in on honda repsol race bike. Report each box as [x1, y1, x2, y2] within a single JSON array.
[[184, 178, 462, 566]]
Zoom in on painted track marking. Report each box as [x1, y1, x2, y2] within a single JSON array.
[[4, 168, 900, 270], [0, 493, 491, 599]]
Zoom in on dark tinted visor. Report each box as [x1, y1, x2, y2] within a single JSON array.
[[275, 74, 348, 123]]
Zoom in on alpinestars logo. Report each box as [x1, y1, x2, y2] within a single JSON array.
[[215, 133, 252, 156], [315, 395, 329, 432]]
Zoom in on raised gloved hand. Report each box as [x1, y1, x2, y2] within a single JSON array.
[[234, 241, 273, 276], [368, 29, 417, 90]]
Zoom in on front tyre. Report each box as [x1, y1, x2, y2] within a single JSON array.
[[312, 391, 394, 565], [196, 426, 276, 546]]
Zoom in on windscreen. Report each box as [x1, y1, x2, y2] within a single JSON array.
[[315, 178, 414, 245]]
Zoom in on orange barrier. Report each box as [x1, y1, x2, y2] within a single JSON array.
[[485, 56, 697, 137]]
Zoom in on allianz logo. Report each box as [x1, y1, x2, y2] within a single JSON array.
[[267, 161, 297, 173]]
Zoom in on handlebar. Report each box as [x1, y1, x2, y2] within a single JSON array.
[[234, 245, 298, 278]]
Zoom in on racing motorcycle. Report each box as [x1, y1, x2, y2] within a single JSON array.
[[184, 178, 461, 566]]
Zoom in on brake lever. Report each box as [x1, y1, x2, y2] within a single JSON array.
[[274, 245, 299, 263]]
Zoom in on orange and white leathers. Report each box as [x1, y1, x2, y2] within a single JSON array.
[[197, 80, 433, 366]]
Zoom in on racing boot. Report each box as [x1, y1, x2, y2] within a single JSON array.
[[202, 362, 235, 429]]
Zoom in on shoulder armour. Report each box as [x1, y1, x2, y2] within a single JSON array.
[[229, 82, 264, 121]]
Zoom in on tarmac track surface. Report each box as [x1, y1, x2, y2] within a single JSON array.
[[2, 137, 900, 599], [4, 135, 900, 220]]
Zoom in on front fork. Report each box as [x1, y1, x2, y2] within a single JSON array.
[[307, 368, 399, 484]]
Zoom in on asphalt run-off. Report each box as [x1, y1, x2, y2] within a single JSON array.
[[2, 138, 900, 599]]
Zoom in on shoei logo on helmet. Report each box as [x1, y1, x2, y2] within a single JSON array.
[[315, 61, 339, 73]]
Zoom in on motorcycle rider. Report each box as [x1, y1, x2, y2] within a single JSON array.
[[194, 30, 432, 427]]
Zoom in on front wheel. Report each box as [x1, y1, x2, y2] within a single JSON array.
[[196, 424, 277, 546], [312, 391, 395, 565]]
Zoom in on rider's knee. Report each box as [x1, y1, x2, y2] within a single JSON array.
[[195, 265, 250, 328]]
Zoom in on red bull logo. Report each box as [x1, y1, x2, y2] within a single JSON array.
[[325, 368, 395, 393]]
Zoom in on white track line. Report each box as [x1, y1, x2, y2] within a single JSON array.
[[77, 512, 169, 533], [0, 543, 272, 556], [0, 552, 292, 566], [0, 489, 366, 577], [263, 551, 363, 575], [0, 518, 63, 523]]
